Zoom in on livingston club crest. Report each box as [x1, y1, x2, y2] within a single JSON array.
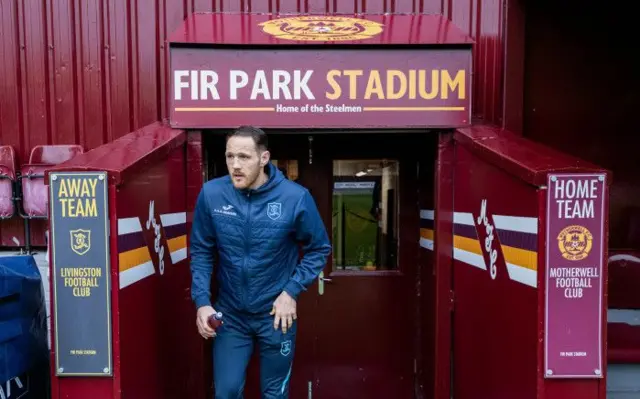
[[280, 340, 292, 356], [70, 228, 91, 255], [259, 16, 384, 42], [267, 202, 282, 220], [557, 225, 593, 261]]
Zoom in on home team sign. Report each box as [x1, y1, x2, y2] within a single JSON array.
[[544, 173, 607, 379], [169, 47, 471, 128]]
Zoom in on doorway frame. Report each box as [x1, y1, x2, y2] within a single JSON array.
[[432, 132, 454, 399], [195, 128, 454, 399]]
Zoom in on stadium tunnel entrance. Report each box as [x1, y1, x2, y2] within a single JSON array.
[[203, 130, 440, 398], [42, 12, 611, 399]]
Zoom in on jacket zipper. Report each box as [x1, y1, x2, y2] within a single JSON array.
[[242, 191, 252, 310]]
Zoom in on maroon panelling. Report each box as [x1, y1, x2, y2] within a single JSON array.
[[0, 0, 508, 249], [523, 1, 638, 250]]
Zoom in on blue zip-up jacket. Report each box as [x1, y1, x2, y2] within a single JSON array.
[[190, 163, 331, 314]]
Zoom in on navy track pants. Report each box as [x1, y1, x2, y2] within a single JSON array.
[[212, 308, 296, 398]]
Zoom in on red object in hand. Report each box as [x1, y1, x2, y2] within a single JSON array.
[[207, 311, 223, 330]]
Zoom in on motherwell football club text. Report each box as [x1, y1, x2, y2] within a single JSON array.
[[549, 265, 598, 299], [547, 175, 603, 300]]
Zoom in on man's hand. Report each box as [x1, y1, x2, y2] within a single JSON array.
[[270, 291, 297, 333], [196, 305, 217, 339]]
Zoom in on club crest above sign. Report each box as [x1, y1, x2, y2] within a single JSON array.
[[259, 16, 384, 41]]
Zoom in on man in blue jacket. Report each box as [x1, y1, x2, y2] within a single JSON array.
[[190, 126, 331, 398]]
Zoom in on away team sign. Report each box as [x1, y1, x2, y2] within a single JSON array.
[[169, 47, 472, 128]]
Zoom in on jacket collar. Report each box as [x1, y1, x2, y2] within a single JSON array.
[[237, 162, 284, 196]]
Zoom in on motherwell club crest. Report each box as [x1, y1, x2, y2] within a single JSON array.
[[259, 16, 384, 42], [557, 225, 593, 261], [70, 229, 91, 255]]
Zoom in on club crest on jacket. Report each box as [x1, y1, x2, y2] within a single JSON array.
[[267, 202, 282, 220]]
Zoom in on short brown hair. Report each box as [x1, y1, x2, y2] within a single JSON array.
[[226, 125, 268, 152]]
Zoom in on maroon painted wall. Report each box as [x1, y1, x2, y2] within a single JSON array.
[[0, 0, 506, 158], [0, 0, 510, 248], [522, 1, 639, 252], [451, 143, 539, 399], [523, 4, 639, 370]]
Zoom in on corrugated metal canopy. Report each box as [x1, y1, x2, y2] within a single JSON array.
[[168, 13, 474, 46]]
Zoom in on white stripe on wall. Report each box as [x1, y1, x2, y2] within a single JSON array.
[[119, 261, 155, 289], [159, 212, 187, 227], [506, 263, 537, 288], [118, 217, 142, 235], [493, 215, 538, 234], [420, 209, 434, 220], [454, 248, 487, 270], [608, 309, 640, 326], [420, 238, 434, 250], [453, 212, 475, 227], [170, 248, 188, 263]]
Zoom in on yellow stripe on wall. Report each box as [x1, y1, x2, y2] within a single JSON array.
[[420, 229, 538, 272], [119, 246, 152, 272], [453, 235, 537, 271], [453, 235, 483, 255], [420, 228, 434, 240], [167, 235, 187, 253], [501, 245, 537, 271]]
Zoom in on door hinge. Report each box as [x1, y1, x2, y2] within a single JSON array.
[[308, 380, 313, 398]]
